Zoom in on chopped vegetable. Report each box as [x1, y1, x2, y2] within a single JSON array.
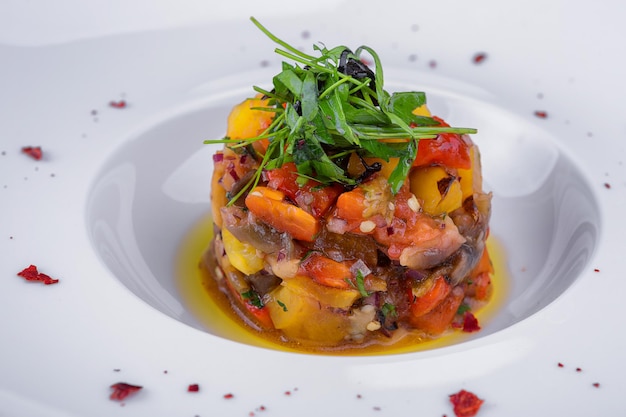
[[200, 17, 494, 351], [17, 265, 59, 285], [109, 382, 142, 401], [449, 389, 484, 417]]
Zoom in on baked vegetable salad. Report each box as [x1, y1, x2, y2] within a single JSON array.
[[202, 18, 493, 351]]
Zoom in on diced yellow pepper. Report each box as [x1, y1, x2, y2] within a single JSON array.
[[409, 166, 463, 216], [458, 145, 483, 200], [285, 275, 360, 309], [221, 227, 264, 275], [266, 282, 352, 344], [226, 96, 274, 140]]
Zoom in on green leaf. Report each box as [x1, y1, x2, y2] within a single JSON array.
[[388, 91, 426, 123], [274, 68, 303, 97], [355, 270, 370, 297], [300, 71, 319, 122], [241, 289, 264, 309], [387, 138, 418, 194]]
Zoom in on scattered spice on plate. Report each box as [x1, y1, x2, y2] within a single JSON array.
[[109, 100, 127, 109], [109, 382, 143, 401], [558, 362, 564, 368], [449, 389, 484, 417], [594, 268, 600, 272], [223, 393, 234, 399], [604, 182, 611, 189], [17, 265, 59, 285], [592, 382, 600, 388], [472, 53, 487, 64], [21, 146, 43, 160], [188, 384, 200, 392], [534, 110, 548, 118], [429, 60, 438, 68], [576, 367, 582, 372]]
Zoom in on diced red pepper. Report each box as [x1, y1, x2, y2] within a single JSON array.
[[110, 382, 142, 401], [413, 117, 471, 169], [409, 286, 464, 334], [449, 389, 484, 417], [408, 275, 452, 318], [265, 162, 342, 217], [21, 146, 42, 161], [17, 265, 59, 285], [461, 311, 481, 333]]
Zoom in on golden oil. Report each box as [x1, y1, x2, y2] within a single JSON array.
[[175, 213, 509, 355]]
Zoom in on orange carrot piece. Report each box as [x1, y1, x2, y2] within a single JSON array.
[[409, 275, 452, 318], [410, 286, 464, 334], [335, 187, 366, 221], [245, 186, 321, 242], [299, 252, 352, 289], [471, 246, 494, 276]]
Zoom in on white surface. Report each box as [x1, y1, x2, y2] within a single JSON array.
[[1, 1, 625, 416]]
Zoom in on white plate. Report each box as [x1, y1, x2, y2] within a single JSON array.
[[1, 1, 624, 416]]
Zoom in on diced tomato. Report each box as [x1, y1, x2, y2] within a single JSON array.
[[413, 117, 471, 169], [471, 246, 494, 276], [243, 301, 274, 329], [408, 275, 452, 318], [265, 163, 342, 218], [467, 272, 491, 301], [409, 286, 464, 334], [298, 252, 352, 289]]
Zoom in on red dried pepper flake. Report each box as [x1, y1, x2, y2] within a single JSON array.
[[592, 382, 600, 388], [449, 389, 484, 417], [604, 182, 611, 189], [109, 100, 127, 109], [534, 110, 548, 119], [110, 382, 142, 401], [472, 53, 487, 64], [17, 265, 59, 285], [462, 312, 481, 333], [21, 146, 43, 161], [557, 362, 564, 368], [223, 393, 234, 399], [188, 384, 200, 392], [594, 268, 600, 272]]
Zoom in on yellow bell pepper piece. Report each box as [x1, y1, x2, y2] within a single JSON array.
[[226, 96, 274, 140], [410, 166, 463, 216], [221, 227, 264, 275], [458, 145, 483, 200], [266, 283, 352, 344]]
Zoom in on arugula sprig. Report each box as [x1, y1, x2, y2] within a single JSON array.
[[204, 17, 477, 200]]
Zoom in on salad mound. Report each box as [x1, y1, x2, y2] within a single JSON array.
[[202, 18, 493, 350]]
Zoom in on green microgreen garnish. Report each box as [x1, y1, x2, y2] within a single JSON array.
[[457, 303, 471, 315], [355, 270, 370, 297], [204, 16, 477, 201], [381, 302, 398, 319], [276, 299, 288, 312], [241, 289, 264, 309]]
